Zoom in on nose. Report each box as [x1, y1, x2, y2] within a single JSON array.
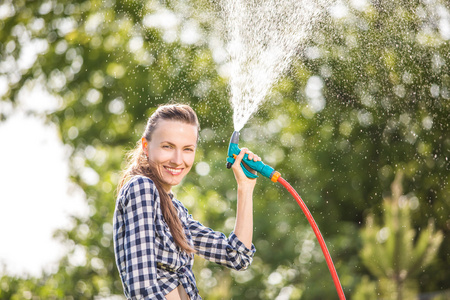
[[170, 149, 183, 165]]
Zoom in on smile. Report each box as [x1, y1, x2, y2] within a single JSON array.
[[164, 166, 183, 175]]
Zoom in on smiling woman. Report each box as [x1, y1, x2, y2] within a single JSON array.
[[113, 103, 262, 300], [117, 104, 201, 255]]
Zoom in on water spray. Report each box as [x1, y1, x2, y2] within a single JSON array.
[[226, 131, 346, 300]]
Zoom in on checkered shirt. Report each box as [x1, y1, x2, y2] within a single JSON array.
[[113, 175, 256, 299]]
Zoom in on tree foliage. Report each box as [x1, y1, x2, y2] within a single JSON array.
[[359, 172, 443, 300], [0, 0, 449, 299]]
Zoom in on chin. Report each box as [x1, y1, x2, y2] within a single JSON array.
[[162, 177, 182, 188]]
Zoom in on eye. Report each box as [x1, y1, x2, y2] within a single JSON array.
[[184, 147, 195, 152], [162, 145, 172, 149]]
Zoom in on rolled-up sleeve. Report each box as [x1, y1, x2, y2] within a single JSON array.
[[114, 176, 166, 299], [185, 214, 256, 271]]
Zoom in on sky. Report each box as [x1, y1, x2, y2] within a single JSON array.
[[0, 84, 88, 277]]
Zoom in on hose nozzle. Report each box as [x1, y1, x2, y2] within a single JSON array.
[[226, 131, 281, 182]]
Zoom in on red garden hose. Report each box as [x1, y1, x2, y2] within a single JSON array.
[[277, 176, 346, 300], [226, 131, 345, 298]]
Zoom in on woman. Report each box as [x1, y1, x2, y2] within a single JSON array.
[[113, 104, 260, 299]]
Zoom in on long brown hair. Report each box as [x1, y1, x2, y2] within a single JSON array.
[[118, 104, 199, 253]]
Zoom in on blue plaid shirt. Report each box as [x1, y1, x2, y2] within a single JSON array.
[[113, 175, 256, 299]]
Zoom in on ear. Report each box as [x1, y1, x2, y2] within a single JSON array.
[[141, 137, 149, 156]]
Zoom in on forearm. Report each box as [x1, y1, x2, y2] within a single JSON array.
[[233, 185, 254, 249]]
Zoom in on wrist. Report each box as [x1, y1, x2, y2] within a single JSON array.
[[237, 184, 254, 197]]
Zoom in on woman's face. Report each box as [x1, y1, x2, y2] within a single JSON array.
[[143, 120, 198, 192]]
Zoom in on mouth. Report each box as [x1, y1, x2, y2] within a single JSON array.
[[164, 166, 183, 175]]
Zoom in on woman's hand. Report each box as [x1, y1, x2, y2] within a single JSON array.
[[231, 147, 260, 249], [231, 147, 261, 189]]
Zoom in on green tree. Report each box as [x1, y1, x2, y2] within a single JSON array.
[[290, 0, 450, 297], [357, 171, 443, 300]]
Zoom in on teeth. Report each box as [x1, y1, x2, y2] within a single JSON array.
[[166, 167, 182, 175]]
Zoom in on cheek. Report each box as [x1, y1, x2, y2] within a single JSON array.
[[185, 153, 196, 167], [149, 149, 169, 163]]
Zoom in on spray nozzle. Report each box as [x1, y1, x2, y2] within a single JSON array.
[[226, 131, 281, 182]]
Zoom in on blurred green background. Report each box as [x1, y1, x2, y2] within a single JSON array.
[[0, 0, 448, 299]]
